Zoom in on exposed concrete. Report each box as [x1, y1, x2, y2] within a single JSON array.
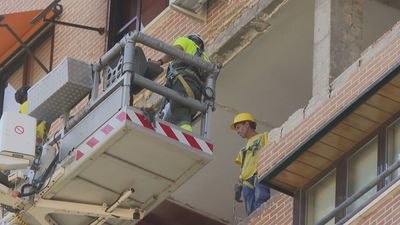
[[376, 0, 400, 9], [282, 108, 305, 137], [331, 59, 361, 97], [313, 0, 364, 97], [331, 0, 364, 78], [305, 94, 330, 118], [268, 127, 282, 144], [332, 19, 400, 96], [208, 0, 289, 66], [313, 0, 331, 97]]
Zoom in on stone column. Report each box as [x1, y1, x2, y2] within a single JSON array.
[[313, 0, 364, 97]]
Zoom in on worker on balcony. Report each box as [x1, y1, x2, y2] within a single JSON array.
[[15, 86, 48, 145], [231, 112, 270, 215], [149, 34, 210, 132]]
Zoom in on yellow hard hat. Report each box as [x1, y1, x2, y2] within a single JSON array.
[[230, 112, 256, 129]]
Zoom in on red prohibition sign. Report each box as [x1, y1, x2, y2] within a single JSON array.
[[14, 125, 24, 134]]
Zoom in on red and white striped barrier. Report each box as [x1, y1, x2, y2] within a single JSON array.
[[75, 108, 213, 161]]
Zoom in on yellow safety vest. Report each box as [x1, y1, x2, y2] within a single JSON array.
[[235, 132, 268, 188]]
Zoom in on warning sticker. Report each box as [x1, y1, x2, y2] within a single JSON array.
[[14, 125, 24, 134]]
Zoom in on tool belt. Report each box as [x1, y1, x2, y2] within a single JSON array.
[[242, 180, 255, 189], [241, 173, 258, 189]]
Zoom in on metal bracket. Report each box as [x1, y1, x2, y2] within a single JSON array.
[[89, 187, 136, 225], [31, 1, 105, 35], [43, 18, 105, 35]]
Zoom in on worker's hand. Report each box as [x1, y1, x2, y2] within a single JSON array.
[[234, 182, 243, 202], [141, 107, 157, 128], [148, 58, 163, 66]]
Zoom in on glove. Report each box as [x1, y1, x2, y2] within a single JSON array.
[[234, 182, 243, 202]]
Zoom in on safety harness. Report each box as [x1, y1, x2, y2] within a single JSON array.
[[167, 46, 205, 99], [240, 133, 266, 189]]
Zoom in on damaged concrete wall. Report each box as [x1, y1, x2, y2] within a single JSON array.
[[260, 20, 400, 174]]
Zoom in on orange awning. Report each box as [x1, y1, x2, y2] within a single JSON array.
[[0, 10, 45, 65]]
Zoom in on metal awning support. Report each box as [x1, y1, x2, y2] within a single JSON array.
[[0, 16, 49, 73], [31, 1, 105, 35]]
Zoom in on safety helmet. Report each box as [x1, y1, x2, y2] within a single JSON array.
[[187, 33, 204, 51], [15, 86, 30, 104], [230, 112, 256, 130]]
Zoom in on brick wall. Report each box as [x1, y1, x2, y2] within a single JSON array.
[[29, 35, 52, 85], [350, 194, 400, 225], [6, 67, 23, 88], [239, 193, 293, 225], [259, 20, 400, 177], [248, 19, 400, 225], [142, 0, 260, 60], [344, 180, 400, 225]]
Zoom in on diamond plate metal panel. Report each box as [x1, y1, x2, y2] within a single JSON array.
[[28, 57, 92, 123]]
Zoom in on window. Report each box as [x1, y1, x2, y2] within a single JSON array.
[[107, 0, 169, 48], [387, 119, 400, 180], [306, 170, 336, 225], [300, 114, 400, 225], [0, 29, 54, 116], [347, 138, 378, 213]]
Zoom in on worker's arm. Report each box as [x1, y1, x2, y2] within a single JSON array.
[[149, 45, 184, 66]]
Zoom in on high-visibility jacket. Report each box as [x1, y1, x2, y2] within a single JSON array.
[[235, 132, 268, 187]]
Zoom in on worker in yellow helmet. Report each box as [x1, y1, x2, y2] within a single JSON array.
[[15, 86, 48, 145], [150, 34, 210, 132], [231, 112, 270, 215]]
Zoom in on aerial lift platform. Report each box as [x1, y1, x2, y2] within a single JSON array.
[[0, 31, 219, 225]]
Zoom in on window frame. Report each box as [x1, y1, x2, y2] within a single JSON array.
[[305, 169, 337, 225], [295, 111, 400, 225], [106, 0, 169, 49]]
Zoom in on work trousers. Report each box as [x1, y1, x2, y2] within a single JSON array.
[[164, 70, 201, 127], [242, 176, 270, 215]]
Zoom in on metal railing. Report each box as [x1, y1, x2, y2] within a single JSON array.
[[89, 31, 219, 138], [314, 159, 400, 225]]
